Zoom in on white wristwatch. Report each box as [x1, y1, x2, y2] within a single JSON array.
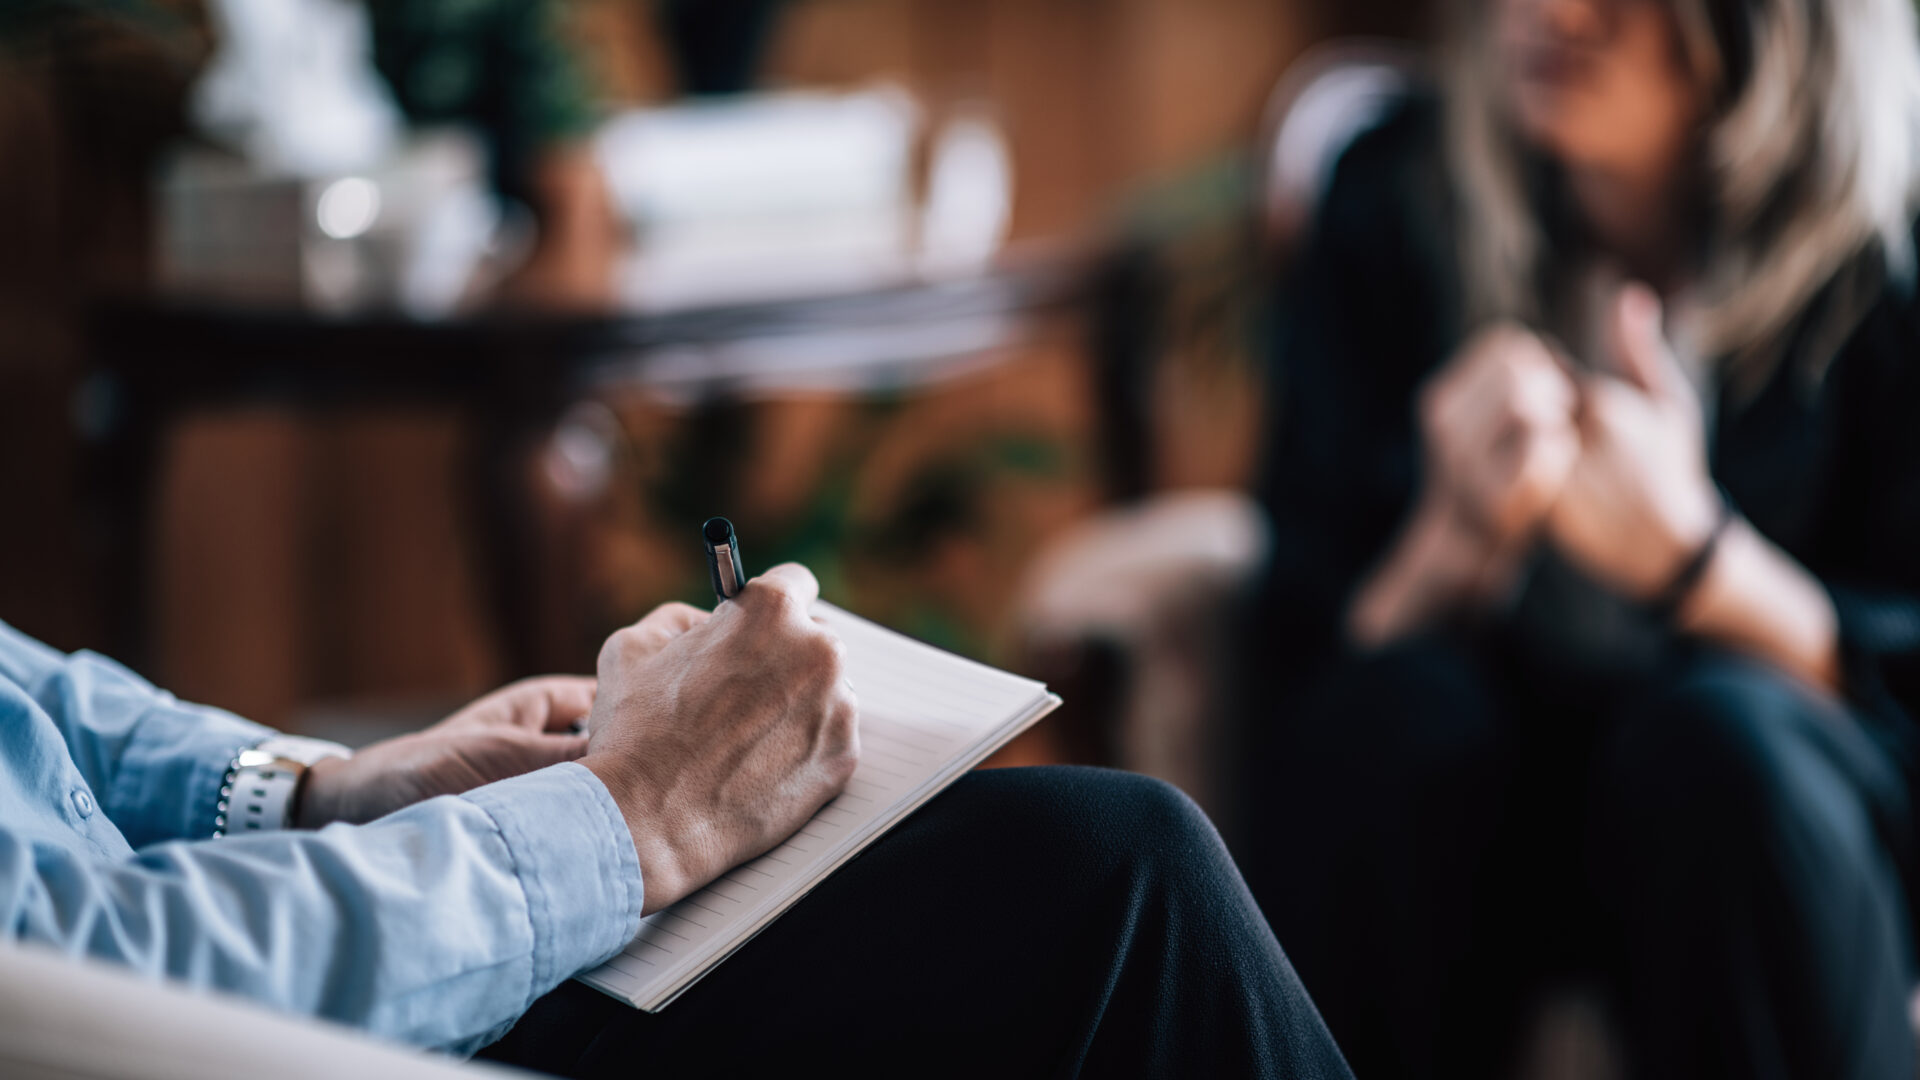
[[214, 735, 353, 837]]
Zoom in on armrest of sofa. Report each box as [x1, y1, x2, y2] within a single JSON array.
[[0, 940, 535, 1080]]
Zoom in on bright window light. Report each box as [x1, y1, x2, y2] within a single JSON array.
[[316, 177, 380, 239]]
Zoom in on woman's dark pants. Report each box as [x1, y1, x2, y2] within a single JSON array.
[[1243, 640, 1916, 1080]]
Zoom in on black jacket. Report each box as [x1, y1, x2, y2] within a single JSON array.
[[1253, 95, 1920, 786]]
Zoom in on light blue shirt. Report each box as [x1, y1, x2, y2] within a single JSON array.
[[0, 619, 644, 1054]]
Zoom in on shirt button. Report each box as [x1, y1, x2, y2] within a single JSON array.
[[71, 788, 95, 819]]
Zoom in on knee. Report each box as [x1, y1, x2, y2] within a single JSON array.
[[1064, 770, 1251, 920], [1094, 769, 1216, 857], [1600, 657, 1861, 867], [1016, 765, 1214, 848], [957, 766, 1224, 884]]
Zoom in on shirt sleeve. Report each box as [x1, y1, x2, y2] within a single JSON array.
[[0, 622, 274, 848], [0, 761, 643, 1055]]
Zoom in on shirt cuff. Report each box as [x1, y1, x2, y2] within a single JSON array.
[[460, 762, 644, 994], [110, 700, 273, 847]]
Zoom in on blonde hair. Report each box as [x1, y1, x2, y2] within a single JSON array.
[[1447, 0, 1920, 389]]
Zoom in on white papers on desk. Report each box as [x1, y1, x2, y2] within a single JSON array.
[[596, 89, 919, 311], [575, 602, 1060, 1011]]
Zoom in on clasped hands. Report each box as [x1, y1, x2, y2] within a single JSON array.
[[1412, 283, 1722, 613], [299, 563, 859, 915]]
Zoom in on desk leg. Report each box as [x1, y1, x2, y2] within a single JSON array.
[[79, 369, 164, 673], [465, 395, 591, 680]]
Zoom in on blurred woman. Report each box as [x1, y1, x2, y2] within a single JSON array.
[[1243, 0, 1920, 1077]]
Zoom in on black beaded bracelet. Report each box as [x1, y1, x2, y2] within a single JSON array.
[[1647, 497, 1736, 623]]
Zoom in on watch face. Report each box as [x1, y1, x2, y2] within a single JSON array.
[[221, 757, 307, 836], [257, 736, 352, 767]]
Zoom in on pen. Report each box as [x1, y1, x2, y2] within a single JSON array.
[[703, 516, 747, 603]]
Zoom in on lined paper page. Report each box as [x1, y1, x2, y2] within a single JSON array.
[[576, 603, 1057, 1010]]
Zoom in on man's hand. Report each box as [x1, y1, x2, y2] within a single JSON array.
[[1548, 284, 1720, 600], [297, 677, 597, 828], [582, 564, 859, 915]]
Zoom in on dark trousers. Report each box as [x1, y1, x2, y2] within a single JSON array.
[[1242, 639, 1917, 1080], [481, 766, 1353, 1080]]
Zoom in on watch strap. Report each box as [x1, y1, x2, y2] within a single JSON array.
[[214, 736, 351, 837], [254, 735, 353, 767]]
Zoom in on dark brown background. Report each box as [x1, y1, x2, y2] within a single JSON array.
[[0, 0, 1431, 729]]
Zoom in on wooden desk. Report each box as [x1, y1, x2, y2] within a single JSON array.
[[84, 269, 1078, 679]]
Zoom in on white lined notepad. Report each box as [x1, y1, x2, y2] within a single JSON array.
[[576, 602, 1061, 1011]]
